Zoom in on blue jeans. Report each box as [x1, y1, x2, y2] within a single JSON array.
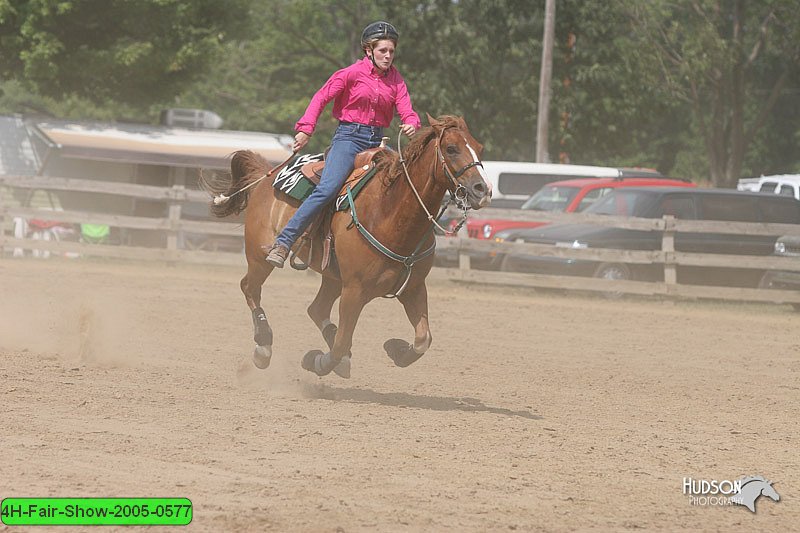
[[275, 122, 383, 249]]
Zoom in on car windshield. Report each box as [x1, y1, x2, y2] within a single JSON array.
[[521, 186, 581, 212], [585, 190, 659, 217]]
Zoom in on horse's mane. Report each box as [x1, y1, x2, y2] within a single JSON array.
[[376, 115, 466, 188]]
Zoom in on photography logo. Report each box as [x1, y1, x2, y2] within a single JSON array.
[[683, 476, 780, 512]]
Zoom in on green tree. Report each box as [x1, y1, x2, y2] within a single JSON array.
[[622, 0, 800, 186], [384, 0, 543, 160], [550, 0, 692, 174], [180, 0, 544, 158], [175, 0, 381, 150], [0, 0, 251, 110]]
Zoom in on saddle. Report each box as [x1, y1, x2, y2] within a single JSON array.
[[299, 147, 385, 193]]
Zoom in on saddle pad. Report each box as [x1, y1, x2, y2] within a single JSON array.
[[273, 153, 325, 201]]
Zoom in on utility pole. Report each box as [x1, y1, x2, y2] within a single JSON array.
[[536, 0, 556, 163]]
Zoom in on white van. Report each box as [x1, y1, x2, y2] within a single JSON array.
[[737, 174, 800, 200], [481, 161, 663, 208]]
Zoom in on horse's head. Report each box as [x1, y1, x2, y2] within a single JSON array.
[[428, 114, 492, 210], [761, 480, 780, 502]]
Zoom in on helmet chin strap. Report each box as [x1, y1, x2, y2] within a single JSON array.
[[366, 49, 389, 76]]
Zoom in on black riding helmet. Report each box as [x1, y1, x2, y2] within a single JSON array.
[[360, 21, 399, 50]]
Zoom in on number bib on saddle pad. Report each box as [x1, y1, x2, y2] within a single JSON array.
[[272, 152, 380, 211]]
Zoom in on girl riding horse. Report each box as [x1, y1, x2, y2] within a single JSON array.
[[266, 21, 421, 269]]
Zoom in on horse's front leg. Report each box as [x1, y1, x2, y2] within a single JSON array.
[[384, 281, 432, 368], [302, 286, 366, 378]]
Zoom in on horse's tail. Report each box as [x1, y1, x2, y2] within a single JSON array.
[[200, 150, 269, 218]]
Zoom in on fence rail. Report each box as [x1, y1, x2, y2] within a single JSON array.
[[2, 175, 799, 305], [0, 174, 208, 202]]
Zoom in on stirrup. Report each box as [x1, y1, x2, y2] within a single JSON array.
[[290, 253, 309, 271], [290, 237, 311, 270]]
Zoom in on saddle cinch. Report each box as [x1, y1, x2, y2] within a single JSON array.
[[291, 140, 390, 270]]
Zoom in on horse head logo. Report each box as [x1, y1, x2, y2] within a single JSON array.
[[731, 476, 780, 513]]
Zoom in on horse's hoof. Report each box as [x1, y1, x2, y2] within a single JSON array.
[[301, 350, 338, 376], [333, 355, 351, 379], [302, 350, 324, 372], [253, 345, 272, 369], [383, 338, 424, 368], [384, 338, 411, 359]]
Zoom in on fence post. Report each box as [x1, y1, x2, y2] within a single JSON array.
[[662, 215, 677, 293], [458, 241, 471, 271], [167, 168, 187, 258], [0, 205, 7, 256], [167, 191, 182, 254], [457, 224, 471, 271]]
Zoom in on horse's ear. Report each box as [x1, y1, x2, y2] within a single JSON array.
[[427, 113, 440, 127]]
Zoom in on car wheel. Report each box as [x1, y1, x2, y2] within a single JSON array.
[[498, 254, 536, 275], [498, 254, 514, 272], [594, 262, 632, 281], [593, 263, 631, 299], [757, 272, 773, 290]]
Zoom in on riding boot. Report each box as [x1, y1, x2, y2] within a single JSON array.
[[266, 244, 289, 268]]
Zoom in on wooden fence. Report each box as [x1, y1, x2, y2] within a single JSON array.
[[437, 207, 800, 304], [0, 174, 243, 266], [2, 175, 800, 305]]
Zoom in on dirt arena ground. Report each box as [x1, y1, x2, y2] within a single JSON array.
[[1, 257, 798, 532]]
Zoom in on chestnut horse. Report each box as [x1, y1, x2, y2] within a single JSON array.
[[204, 115, 490, 378]]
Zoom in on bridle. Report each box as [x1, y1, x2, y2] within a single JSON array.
[[398, 125, 484, 235]]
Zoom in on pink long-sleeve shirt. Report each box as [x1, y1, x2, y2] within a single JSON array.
[[295, 57, 421, 135]]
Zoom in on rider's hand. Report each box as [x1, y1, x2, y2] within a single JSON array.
[[293, 131, 310, 152], [400, 123, 416, 138]]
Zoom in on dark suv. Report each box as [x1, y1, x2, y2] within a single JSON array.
[[496, 188, 800, 288]]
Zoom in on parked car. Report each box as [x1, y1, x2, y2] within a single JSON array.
[[462, 175, 694, 240], [477, 161, 661, 209], [439, 175, 693, 269], [759, 234, 800, 310], [495, 188, 800, 288], [737, 174, 800, 200]]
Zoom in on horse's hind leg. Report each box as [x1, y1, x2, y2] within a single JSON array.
[[241, 261, 274, 369], [385, 282, 432, 368], [302, 286, 366, 378], [307, 275, 342, 351]]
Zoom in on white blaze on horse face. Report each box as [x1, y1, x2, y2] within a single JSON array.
[[465, 141, 490, 192]]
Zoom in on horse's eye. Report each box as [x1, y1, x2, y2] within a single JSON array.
[[446, 144, 459, 155]]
